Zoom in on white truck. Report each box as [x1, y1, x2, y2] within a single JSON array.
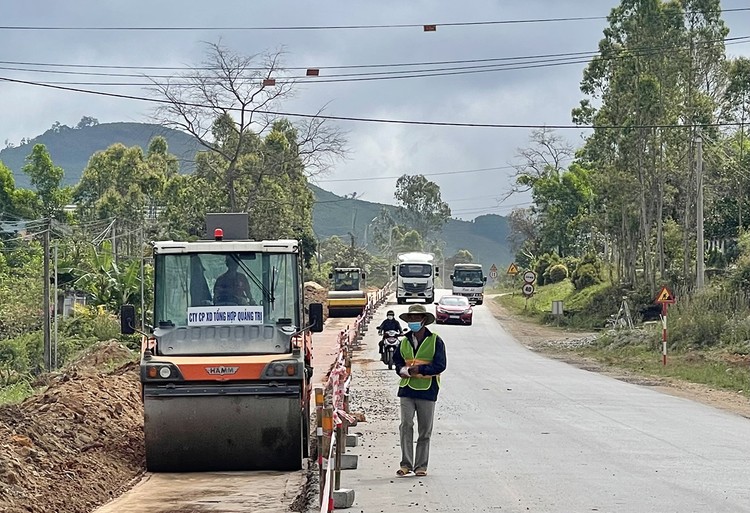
[[450, 263, 486, 305], [393, 252, 439, 304]]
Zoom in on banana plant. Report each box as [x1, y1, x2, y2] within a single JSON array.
[[74, 241, 142, 312]]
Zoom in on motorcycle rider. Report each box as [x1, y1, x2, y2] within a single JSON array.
[[377, 310, 403, 354]]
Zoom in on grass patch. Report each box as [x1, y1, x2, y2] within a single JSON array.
[[497, 280, 575, 316], [570, 334, 750, 396], [496, 279, 616, 329], [495, 280, 750, 396], [0, 380, 35, 405]]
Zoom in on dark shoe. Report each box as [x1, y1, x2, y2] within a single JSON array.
[[396, 467, 412, 476]]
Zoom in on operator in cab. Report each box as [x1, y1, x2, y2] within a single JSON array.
[[213, 255, 255, 305]]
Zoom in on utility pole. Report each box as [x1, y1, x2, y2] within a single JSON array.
[[54, 244, 58, 369], [696, 129, 705, 289], [140, 227, 145, 330], [42, 220, 51, 372], [111, 218, 118, 264]]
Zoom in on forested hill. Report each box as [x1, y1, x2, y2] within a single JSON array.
[[0, 122, 200, 189], [0, 122, 513, 267], [310, 184, 513, 267]]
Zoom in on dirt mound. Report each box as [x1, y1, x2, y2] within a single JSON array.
[[0, 342, 144, 513], [304, 281, 329, 319]]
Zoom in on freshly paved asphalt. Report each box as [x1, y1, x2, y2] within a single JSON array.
[[342, 290, 750, 513]]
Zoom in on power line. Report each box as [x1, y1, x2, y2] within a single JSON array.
[[443, 194, 504, 203], [0, 8, 747, 31], [0, 49, 602, 72], [4, 35, 749, 87], [317, 165, 517, 183], [0, 75, 747, 131], [451, 201, 534, 215]]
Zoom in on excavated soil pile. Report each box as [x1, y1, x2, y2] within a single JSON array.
[[0, 341, 144, 513], [304, 281, 329, 319]]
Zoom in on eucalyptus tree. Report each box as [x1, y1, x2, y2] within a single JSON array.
[[22, 144, 70, 221], [393, 174, 451, 240], [573, 0, 729, 289], [714, 57, 750, 235], [74, 136, 178, 253]]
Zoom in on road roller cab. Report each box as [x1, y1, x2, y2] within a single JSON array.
[[121, 216, 323, 472], [327, 267, 368, 317]]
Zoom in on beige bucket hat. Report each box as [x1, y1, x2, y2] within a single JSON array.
[[398, 304, 436, 325]]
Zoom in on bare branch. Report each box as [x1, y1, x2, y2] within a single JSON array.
[[505, 128, 573, 198]]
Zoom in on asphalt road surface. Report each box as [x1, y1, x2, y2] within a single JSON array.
[[343, 290, 750, 513]]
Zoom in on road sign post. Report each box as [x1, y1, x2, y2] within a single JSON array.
[[654, 286, 676, 366], [489, 264, 499, 284], [521, 270, 536, 309]]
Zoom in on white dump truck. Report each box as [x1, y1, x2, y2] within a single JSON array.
[[451, 262, 486, 305], [393, 252, 439, 304]]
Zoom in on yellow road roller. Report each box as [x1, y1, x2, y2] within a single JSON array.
[[120, 214, 323, 472], [327, 267, 368, 317]]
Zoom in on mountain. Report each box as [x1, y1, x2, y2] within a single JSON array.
[[0, 122, 513, 267], [310, 184, 512, 268], [0, 122, 200, 189]]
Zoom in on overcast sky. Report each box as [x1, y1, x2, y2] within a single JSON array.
[[1, 1, 749, 220]]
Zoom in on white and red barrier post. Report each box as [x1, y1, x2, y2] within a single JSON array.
[[655, 286, 676, 367]]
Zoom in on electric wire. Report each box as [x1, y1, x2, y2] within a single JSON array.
[[4, 74, 749, 130], [0, 8, 747, 31], [3, 35, 748, 87], [317, 165, 517, 183]]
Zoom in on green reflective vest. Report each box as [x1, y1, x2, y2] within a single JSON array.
[[399, 333, 441, 391]]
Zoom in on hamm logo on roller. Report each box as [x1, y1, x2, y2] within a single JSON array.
[[205, 366, 239, 376]]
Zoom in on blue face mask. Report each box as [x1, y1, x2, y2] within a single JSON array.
[[407, 321, 423, 332]]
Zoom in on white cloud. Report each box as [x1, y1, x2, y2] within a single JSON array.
[[1, 0, 749, 219]]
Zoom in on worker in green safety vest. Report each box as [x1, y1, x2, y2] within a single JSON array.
[[392, 304, 447, 478]]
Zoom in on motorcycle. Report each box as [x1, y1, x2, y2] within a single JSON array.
[[381, 329, 401, 370]]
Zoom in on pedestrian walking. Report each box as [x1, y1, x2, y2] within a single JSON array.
[[392, 304, 447, 477]]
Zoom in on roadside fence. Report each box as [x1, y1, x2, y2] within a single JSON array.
[[315, 279, 393, 511]]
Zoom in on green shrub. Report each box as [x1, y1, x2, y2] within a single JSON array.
[[60, 305, 120, 342], [0, 331, 43, 384], [0, 336, 32, 385], [730, 261, 750, 295], [546, 264, 569, 284], [670, 287, 750, 349], [534, 252, 561, 286], [563, 256, 580, 276], [571, 263, 601, 290]]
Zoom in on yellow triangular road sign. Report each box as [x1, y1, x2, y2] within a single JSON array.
[[506, 263, 520, 276], [655, 286, 675, 304]]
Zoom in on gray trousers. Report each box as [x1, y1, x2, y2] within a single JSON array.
[[399, 397, 436, 470]]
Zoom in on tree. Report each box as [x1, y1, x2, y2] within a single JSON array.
[[572, 0, 729, 290], [507, 128, 573, 197], [22, 144, 70, 220], [715, 57, 750, 235], [149, 42, 346, 212], [392, 228, 424, 253], [74, 137, 179, 253], [74, 241, 143, 312], [0, 161, 17, 216], [159, 121, 317, 255], [445, 249, 474, 273], [393, 174, 451, 239], [370, 207, 398, 256], [75, 116, 99, 129]]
